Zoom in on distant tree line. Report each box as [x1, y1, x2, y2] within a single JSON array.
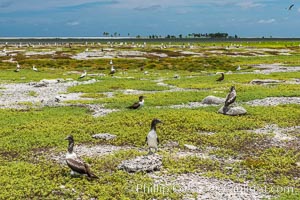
[[188, 32, 231, 38], [102, 31, 238, 39], [151, 32, 238, 39]]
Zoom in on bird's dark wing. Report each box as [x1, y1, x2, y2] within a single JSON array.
[[289, 4, 294, 10], [127, 102, 140, 109], [66, 158, 87, 174], [216, 74, 224, 81], [225, 92, 236, 106], [216, 76, 223, 81]]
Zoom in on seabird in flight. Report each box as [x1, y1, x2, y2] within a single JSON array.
[[288, 4, 294, 10], [79, 70, 87, 79], [127, 96, 144, 109], [65, 135, 98, 178], [216, 72, 224, 82], [146, 119, 162, 154]]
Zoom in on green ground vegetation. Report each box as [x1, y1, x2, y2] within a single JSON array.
[[0, 41, 299, 199]]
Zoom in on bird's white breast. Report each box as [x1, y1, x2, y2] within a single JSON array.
[[139, 100, 144, 106], [147, 130, 157, 148], [66, 152, 77, 159]]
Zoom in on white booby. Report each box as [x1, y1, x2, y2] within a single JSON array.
[[32, 65, 38, 72], [14, 62, 20, 72], [127, 96, 144, 109], [236, 65, 241, 71], [146, 119, 162, 154], [224, 86, 236, 109], [216, 72, 224, 81], [109, 60, 113, 65], [79, 70, 87, 79], [65, 135, 98, 178], [109, 65, 116, 75]]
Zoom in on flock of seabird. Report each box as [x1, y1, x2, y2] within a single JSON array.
[[4, 40, 243, 179], [10, 56, 238, 177], [63, 82, 237, 178]]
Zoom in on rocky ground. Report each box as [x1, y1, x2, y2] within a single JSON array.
[[149, 172, 272, 200], [0, 78, 118, 117]]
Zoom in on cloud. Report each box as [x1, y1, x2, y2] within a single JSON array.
[[134, 5, 161, 11], [66, 21, 80, 26], [0, 1, 13, 8], [258, 18, 276, 24], [236, 1, 263, 9], [0, 0, 118, 12], [58, 0, 118, 10]]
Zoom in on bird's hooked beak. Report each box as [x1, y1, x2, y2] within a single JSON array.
[[65, 136, 71, 140], [157, 119, 163, 124]]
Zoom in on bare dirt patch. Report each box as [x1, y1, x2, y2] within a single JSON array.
[[247, 97, 300, 106], [51, 144, 133, 165]]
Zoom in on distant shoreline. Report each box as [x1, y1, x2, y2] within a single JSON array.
[[1, 37, 300, 44]]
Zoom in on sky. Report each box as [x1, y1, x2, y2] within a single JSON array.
[[0, 0, 300, 37]]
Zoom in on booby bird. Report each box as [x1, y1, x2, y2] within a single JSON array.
[[146, 119, 162, 154], [79, 70, 87, 79], [32, 65, 38, 72], [288, 4, 294, 10], [236, 65, 241, 71], [224, 86, 236, 109], [65, 135, 98, 178], [14, 62, 20, 72], [109, 65, 116, 75], [127, 96, 144, 109], [216, 72, 224, 82], [109, 60, 113, 65]]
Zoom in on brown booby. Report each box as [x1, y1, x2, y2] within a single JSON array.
[[65, 135, 98, 178], [127, 96, 144, 109], [224, 86, 236, 108], [216, 72, 224, 82], [146, 119, 162, 154]]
